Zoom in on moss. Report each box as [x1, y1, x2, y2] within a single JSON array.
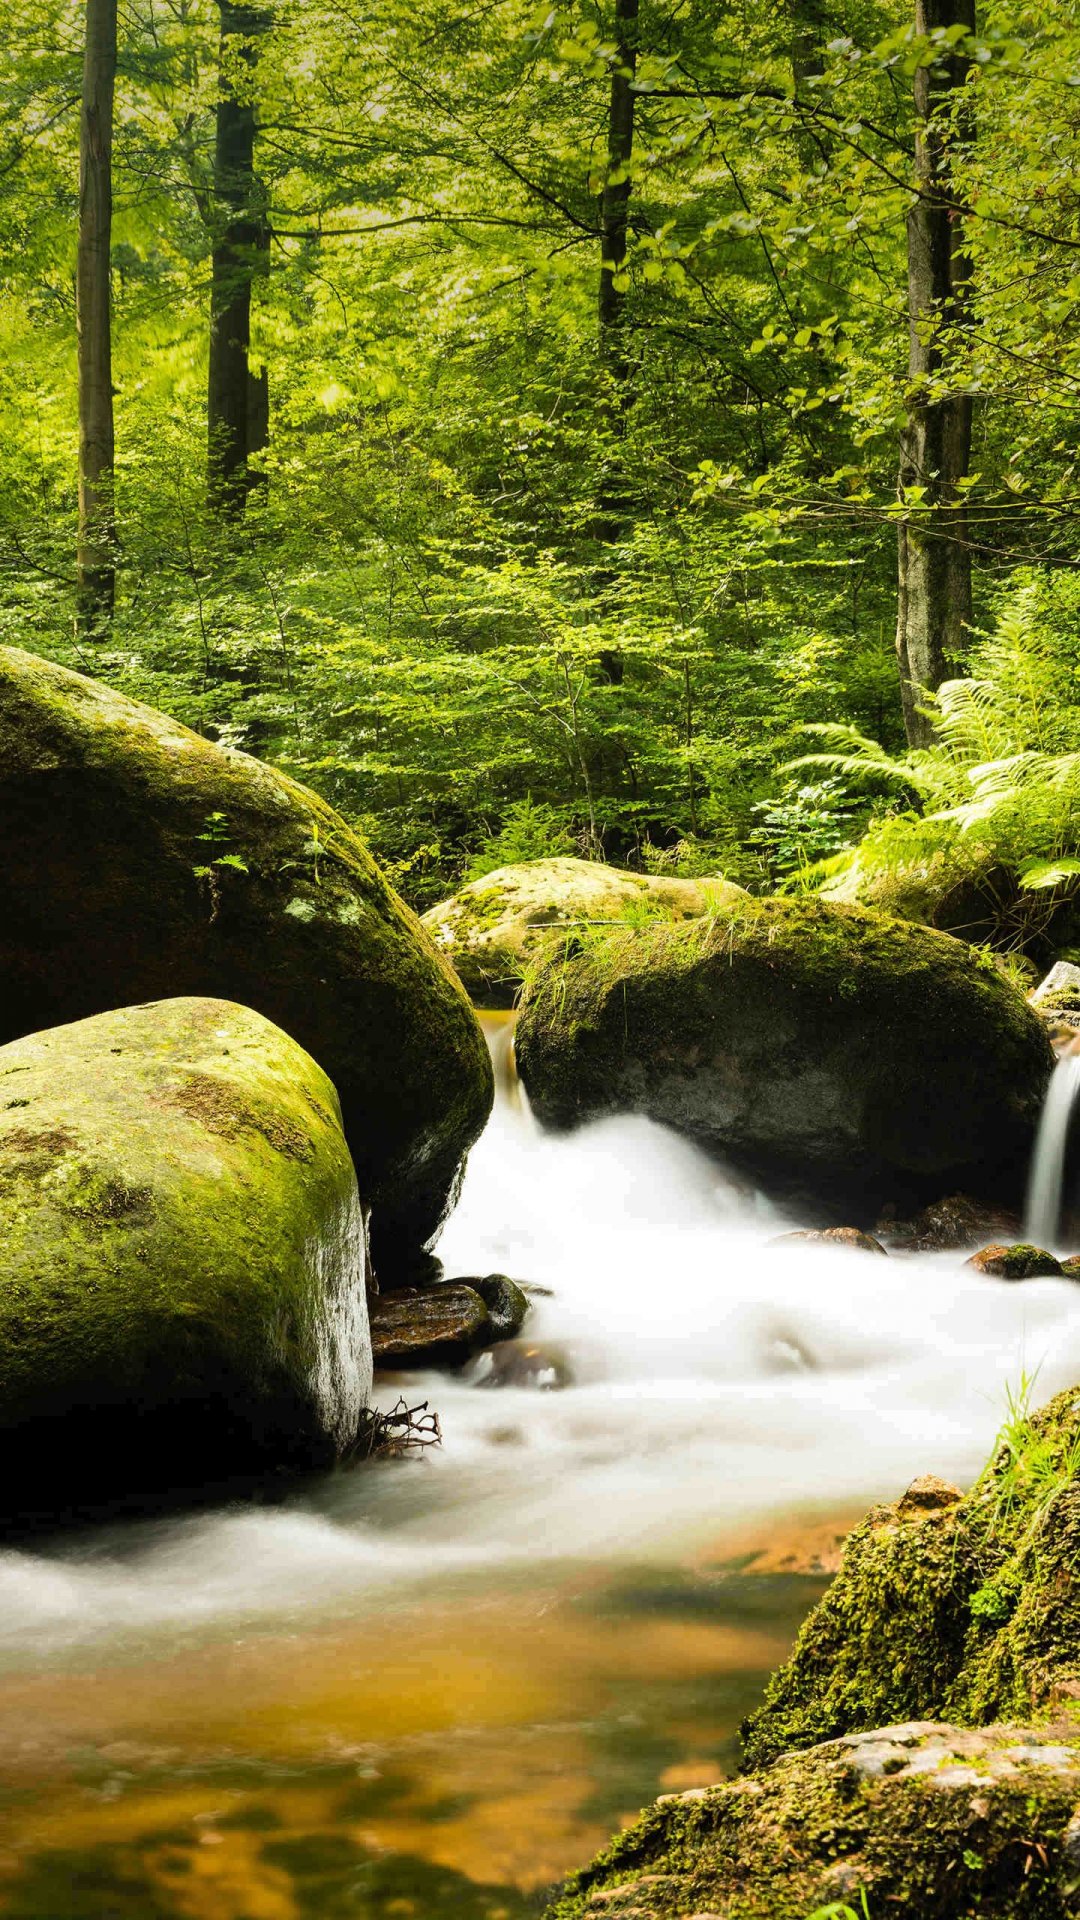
[[0, 996, 373, 1528], [544, 1723, 1080, 1919], [515, 897, 1052, 1217], [421, 858, 748, 1007], [968, 1243, 1063, 1279], [742, 1388, 1080, 1769], [0, 646, 494, 1272]]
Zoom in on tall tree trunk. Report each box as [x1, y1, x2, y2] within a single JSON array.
[[594, 0, 639, 685], [208, 2, 268, 515], [895, 0, 976, 746], [76, 0, 117, 635]]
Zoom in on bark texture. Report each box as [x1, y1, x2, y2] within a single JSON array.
[[895, 0, 977, 746], [76, 0, 117, 633], [208, 2, 269, 513]]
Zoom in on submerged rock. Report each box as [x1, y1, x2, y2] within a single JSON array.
[[479, 1340, 575, 1390], [516, 899, 1052, 1218], [0, 998, 371, 1528], [0, 646, 493, 1272], [421, 856, 747, 1006], [770, 1227, 888, 1255], [544, 1721, 1080, 1919], [370, 1285, 492, 1369], [967, 1242, 1063, 1279]]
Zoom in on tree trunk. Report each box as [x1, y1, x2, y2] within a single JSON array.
[[76, 0, 117, 635], [895, 0, 976, 747], [208, 2, 269, 515], [594, 0, 639, 684]]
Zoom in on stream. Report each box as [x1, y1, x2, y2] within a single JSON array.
[[2, 1015, 1080, 1917]]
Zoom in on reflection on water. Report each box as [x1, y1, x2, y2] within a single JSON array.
[[3, 1010, 1080, 1914], [0, 1563, 820, 1916]]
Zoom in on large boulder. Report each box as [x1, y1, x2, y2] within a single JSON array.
[[0, 647, 492, 1271], [744, 1386, 1080, 1769], [544, 1722, 1080, 1919], [515, 898, 1053, 1217], [421, 857, 747, 1005], [0, 997, 373, 1527]]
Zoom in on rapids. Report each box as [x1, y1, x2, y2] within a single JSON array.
[[2, 1013, 1080, 1912]]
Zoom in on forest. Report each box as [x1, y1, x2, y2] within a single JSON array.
[[6, 5, 1080, 1919], [6, 0, 1080, 932]]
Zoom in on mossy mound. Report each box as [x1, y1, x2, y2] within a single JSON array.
[[544, 1721, 1080, 1919], [0, 647, 493, 1272], [515, 898, 1052, 1217], [421, 857, 747, 1006], [744, 1387, 1080, 1769], [0, 997, 372, 1528]]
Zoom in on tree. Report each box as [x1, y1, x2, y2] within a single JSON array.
[[894, 0, 976, 746], [208, 1, 269, 515], [76, 0, 117, 633]]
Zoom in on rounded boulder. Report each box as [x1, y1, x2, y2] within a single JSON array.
[[0, 997, 372, 1527], [421, 856, 747, 1005], [515, 898, 1053, 1217], [0, 647, 493, 1272]]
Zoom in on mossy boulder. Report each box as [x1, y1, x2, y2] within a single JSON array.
[[0, 997, 372, 1527], [0, 647, 493, 1271], [515, 898, 1053, 1217], [421, 857, 747, 1006], [743, 1387, 1080, 1769], [544, 1721, 1080, 1919]]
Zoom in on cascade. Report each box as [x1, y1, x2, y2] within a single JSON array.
[[1026, 1048, 1080, 1248]]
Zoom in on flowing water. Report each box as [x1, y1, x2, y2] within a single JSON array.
[[1027, 1046, 1080, 1247], [3, 1017, 1080, 1917]]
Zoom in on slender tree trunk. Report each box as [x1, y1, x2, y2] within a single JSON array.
[[895, 0, 976, 746], [598, 0, 638, 390], [208, 2, 268, 515], [594, 0, 639, 685], [76, 0, 117, 634]]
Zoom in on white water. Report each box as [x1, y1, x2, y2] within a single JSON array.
[[4, 1045, 1080, 1667], [1026, 1048, 1080, 1247]]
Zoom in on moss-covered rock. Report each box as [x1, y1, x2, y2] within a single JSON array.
[[544, 1721, 1080, 1919], [743, 1388, 1080, 1769], [967, 1242, 1063, 1279], [515, 899, 1052, 1217], [0, 997, 372, 1527], [421, 857, 747, 1006], [0, 647, 493, 1271]]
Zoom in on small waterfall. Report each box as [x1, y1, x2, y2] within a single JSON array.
[[1026, 1050, 1080, 1247]]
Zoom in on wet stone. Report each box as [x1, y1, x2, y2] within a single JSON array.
[[447, 1273, 530, 1340], [770, 1227, 888, 1256], [371, 1285, 491, 1370], [966, 1242, 1063, 1280]]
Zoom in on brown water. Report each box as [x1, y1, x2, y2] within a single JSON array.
[[0, 1550, 825, 1918]]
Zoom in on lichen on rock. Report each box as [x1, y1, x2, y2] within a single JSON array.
[[0, 996, 373, 1528], [544, 1721, 1080, 1919]]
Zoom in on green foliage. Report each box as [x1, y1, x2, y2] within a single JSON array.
[[464, 800, 578, 882], [784, 578, 1080, 947]]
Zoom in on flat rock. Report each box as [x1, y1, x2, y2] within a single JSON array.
[[371, 1285, 491, 1369]]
